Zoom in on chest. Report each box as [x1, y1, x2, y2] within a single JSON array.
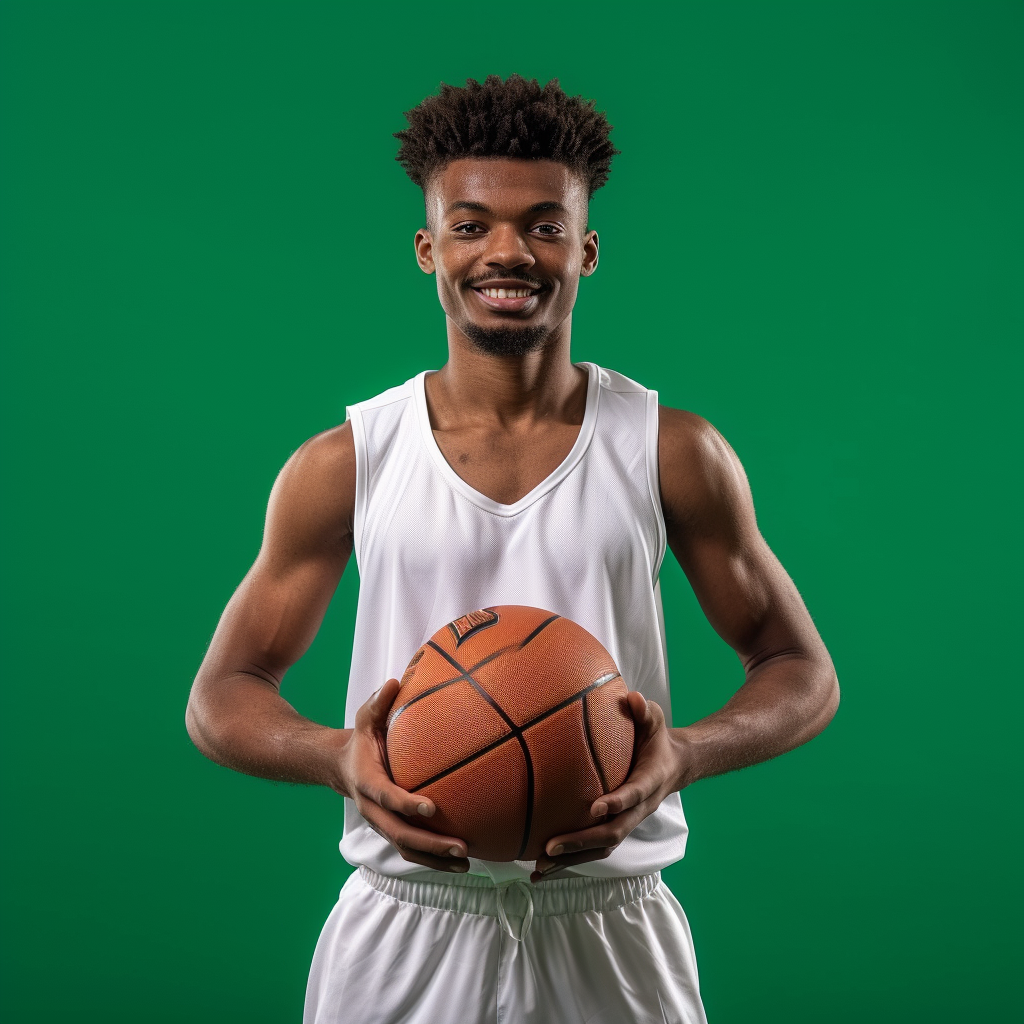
[[430, 421, 583, 507]]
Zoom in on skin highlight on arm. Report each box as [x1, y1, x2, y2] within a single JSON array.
[[661, 406, 840, 788], [185, 422, 471, 872], [533, 407, 838, 878]]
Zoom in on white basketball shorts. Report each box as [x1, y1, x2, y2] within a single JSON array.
[[304, 867, 707, 1024]]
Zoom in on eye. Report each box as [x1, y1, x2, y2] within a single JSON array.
[[532, 223, 563, 236], [453, 222, 485, 234]]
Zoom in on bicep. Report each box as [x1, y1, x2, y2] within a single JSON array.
[[674, 528, 820, 671], [207, 537, 351, 685], [198, 425, 356, 687], [660, 409, 823, 669]]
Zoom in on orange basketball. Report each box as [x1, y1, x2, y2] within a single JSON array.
[[385, 605, 635, 861]]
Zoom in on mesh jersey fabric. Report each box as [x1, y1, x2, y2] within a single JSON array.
[[340, 361, 689, 883]]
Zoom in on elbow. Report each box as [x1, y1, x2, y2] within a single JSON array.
[[185, 685, 220, 762], [815, 665, 841, 734], [184, 698, 203, 749]]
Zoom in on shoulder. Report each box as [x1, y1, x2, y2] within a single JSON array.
[[267, 422, 356, 547], [658, 405, 726, 458], [657, 405, 752, 536], [658, 405, 739, 483], [279, 421, 356, 492]]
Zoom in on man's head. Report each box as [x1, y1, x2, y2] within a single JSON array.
[[395, 76, 618, 357]]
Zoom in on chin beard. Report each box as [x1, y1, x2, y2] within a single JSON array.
[[463, 322, 550, 357]]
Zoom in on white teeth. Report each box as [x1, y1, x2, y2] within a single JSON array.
[[481, 287, 533, 299]]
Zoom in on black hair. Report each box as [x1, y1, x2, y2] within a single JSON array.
[[395, 74, 618, 198]]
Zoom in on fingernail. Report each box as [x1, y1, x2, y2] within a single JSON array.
[[549, 844, 564, 856], [417, 803, 432, 817], [449, 846, 463, 857], [449, 863, 468, 872], [592, 802, 607, 817], [540, 862, 560, 874]]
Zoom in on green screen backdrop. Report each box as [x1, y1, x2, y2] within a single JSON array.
[[2, 2, 1021, 1021]]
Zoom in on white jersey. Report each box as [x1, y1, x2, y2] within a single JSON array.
[[339, 362, 689, 883]]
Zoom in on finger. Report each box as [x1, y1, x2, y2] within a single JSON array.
[[643, 698, 666, 730], [365, 817, 470, 873], [531, 846, 616, 881], [591, 776, 654, 817], [626, 689, 648, 722], [544, 802, 650, 859], [357, 769, 437, 820], [591, 761, 665, 817], [395, 850, 471, 873], [627, 692, 665, 737], [359, 678, 401, 730], [360, 801, 469, 862]]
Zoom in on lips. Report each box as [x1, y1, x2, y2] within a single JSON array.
[[469, 280, 545, 313]]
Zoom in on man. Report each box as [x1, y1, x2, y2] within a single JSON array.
[[186, 75, 839, 1023]]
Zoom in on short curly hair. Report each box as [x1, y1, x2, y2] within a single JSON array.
[[395, 75, 619, 198]]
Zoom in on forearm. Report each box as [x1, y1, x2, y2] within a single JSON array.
[[186, 673, 352, 793], [673, 652, 839, 789]]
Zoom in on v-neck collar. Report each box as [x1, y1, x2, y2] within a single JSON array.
[[413, 362, 601, 517]]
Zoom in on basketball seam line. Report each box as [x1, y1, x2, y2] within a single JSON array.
[[516, 613, 561, 650], [387, 616, 559, 724], [420, 640, 537, 858], [516, 740, 535, 860], [407, 672, 622, 794], [388, 644, 520, 724], [581, 691, 609, 796]]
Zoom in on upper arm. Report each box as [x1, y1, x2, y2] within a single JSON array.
[[196, 421, 357, 689], [658, 406, 827, 671]]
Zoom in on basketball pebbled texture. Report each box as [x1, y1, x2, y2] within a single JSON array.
[[385, 605, 635, 861]]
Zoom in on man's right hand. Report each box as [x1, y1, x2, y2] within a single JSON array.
[[337, 678, 470, 873]]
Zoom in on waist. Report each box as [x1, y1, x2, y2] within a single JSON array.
[[358, 865, 661, 917]]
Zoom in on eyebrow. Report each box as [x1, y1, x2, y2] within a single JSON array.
[[445, 200, 568, 216]]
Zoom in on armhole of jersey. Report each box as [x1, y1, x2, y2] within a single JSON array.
[[346, 405, 368, 570], [645, 390, 668, 584]]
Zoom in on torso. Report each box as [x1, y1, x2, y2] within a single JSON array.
[[340, 362, 690, 881]]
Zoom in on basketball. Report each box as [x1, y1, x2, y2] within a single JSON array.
[[385, 605, 635, 861]]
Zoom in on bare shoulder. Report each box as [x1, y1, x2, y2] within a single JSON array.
[[265, 421, 357, 553], [657, 405, 753, 537], [277, 420, 356, 497]]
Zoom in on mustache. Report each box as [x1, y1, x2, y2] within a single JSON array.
[[466, 273, 545, 290]]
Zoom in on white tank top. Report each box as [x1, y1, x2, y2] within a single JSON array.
[[339, 362, 689, 883]]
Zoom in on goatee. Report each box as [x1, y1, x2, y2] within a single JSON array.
[[463, 323, 550, 357]]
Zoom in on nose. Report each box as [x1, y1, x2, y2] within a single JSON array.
[[482, 222, 535, 272]]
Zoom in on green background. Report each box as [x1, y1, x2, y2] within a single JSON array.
[[2, 2, 1021, 1021]]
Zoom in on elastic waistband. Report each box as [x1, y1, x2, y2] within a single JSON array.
[[356, 866, 662, 918]]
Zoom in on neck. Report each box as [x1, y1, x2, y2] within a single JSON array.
[[430, 316, 586, 428]]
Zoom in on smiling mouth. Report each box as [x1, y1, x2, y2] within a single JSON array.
[[475, 286, 539, 299], [469, 281, 545, 312]]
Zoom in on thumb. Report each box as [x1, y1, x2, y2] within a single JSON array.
[[627, 691, 665, 739], [626, 689, 649, 723], [365, 678, 400, 729]]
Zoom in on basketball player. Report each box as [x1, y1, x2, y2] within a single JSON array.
[[186, 75, 839, 1023]]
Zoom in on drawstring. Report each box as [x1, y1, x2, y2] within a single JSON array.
[[495, 879, 534, 942]]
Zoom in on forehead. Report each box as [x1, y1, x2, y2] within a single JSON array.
[[427, 158, 588, 220]]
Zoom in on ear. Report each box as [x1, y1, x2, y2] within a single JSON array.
[[414, 228, 435, 274], [581, 229, 599, 277]]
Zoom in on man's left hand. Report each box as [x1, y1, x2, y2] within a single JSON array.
[[530, 690, 687, 883]]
